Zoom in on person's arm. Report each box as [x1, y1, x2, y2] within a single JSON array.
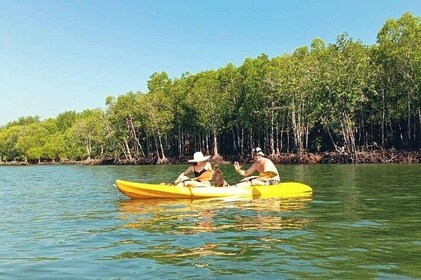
[[175, 166, 193, 182], [244, 164, 257, 176], [234, 161, 256, 177]]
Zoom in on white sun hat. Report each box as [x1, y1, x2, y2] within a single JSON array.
[[188, 151, 210, 162]]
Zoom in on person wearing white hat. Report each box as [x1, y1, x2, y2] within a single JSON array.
[[174, 151, 213, 187], [232, 147, 280, 187]]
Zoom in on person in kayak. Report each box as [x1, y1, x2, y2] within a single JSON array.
[[174, 151, 213, 187], [232, 147, 280, 187]]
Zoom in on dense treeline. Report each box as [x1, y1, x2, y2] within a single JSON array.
[[1, 13, 420, 164]]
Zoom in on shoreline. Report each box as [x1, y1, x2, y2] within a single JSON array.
[[1, 150, 420, 166]]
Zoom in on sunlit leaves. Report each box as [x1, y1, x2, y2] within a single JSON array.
[[1, 13, 420, 163]]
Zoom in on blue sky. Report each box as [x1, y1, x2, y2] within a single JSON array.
[[0, 0, 420, 126]]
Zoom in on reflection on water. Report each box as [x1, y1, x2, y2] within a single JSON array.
[[116, 198, 313, 264], [118, 198, 313, 233]]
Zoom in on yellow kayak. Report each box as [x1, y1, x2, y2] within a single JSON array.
[[114, 179, 313, 199]]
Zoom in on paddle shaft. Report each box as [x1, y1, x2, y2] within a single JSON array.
[[240, 171, 277, 182]]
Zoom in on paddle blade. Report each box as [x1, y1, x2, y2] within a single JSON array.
[[195, 170, 213, 182], [259, 171, 277, 178]]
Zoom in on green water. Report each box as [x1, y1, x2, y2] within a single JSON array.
[[0, 164, 420, 279]]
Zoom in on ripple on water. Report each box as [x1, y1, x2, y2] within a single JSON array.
[[1, 165, 420, 279]]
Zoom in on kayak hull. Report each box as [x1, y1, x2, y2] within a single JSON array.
[[115, 179, 313, 199]]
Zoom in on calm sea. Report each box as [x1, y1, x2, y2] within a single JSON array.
[[0, 164, 420, 279]]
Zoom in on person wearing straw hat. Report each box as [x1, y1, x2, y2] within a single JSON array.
[[174, 151, 213, 187], [232, 147, 280, 187]]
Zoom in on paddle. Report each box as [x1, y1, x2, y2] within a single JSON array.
[[240, 171, 277, 182], [258, 171, 277, 179], [173, 170, 213, 185]]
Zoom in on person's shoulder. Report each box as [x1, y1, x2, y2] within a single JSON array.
[[263, 157, 275, 164]]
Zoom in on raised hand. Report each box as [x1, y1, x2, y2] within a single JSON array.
[[233, 161, 241, 171]]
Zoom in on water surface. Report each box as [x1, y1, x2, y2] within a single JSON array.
[[1, 164, 420, 279]]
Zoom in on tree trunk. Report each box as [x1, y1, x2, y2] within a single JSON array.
[[240, 127, 244, 155], [205, 133, 210, 155], [123, 138, 133, 161], [280, 116, 285, 153], [340, 113, 358, 162], [270, 102, 275, 155], [157, 131, 168, 164], [327, 128, 340, 153], [127, 116, 145, 157], [178, 127, 182, 156], [249, 128, 253, 152], [154, 135, 161, 162], [291, 100, 304, 154], [213, 129, 219, 156], [419, 110, 421, 147], [232, 128, 237, 154], [381, 89, 385, 146], [407, 93, 411, 143], [86, 140, 92, 160]]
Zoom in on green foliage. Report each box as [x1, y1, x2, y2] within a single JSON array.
[[0, 125, 24, 161], [373, 12, 421, 147], [3, 116, 40, 129], [68, 109, 108, 160], [56, 111, 77, 132], [1, 12, 420, 163]]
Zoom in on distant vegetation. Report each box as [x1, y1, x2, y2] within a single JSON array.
[[1, 13, 420, 164]]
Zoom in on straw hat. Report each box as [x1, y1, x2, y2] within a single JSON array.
[[188, 151, 210, 162]]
